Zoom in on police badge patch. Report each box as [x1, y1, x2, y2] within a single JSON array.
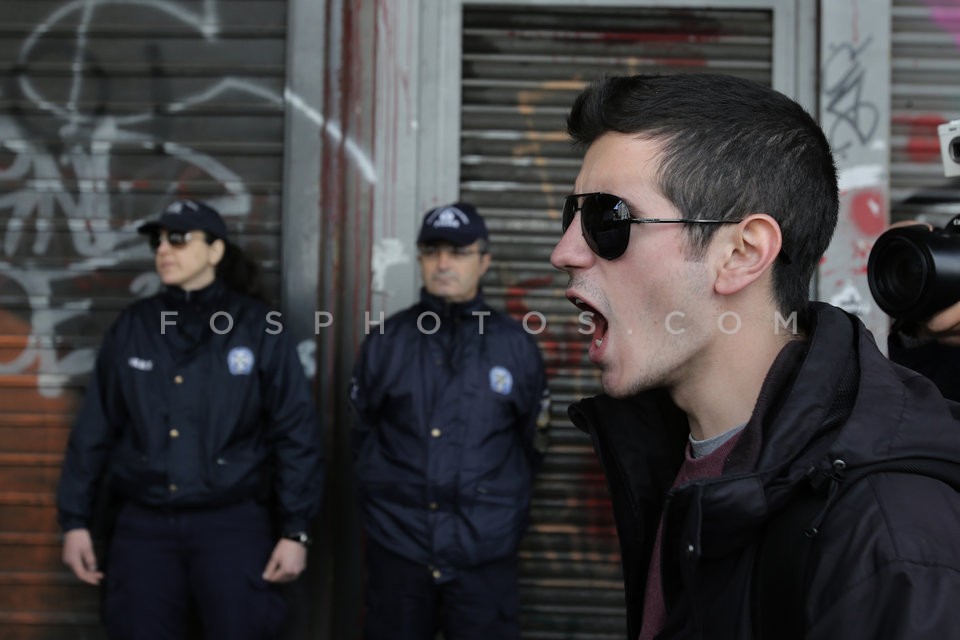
[[489, 366, 513, 395], [227, 346, 255, 375]]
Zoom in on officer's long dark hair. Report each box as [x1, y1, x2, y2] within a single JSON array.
[[207, 233, 269, 304]]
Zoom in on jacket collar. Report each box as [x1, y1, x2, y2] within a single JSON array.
[[568, 304, 864, 551], [162, 278, 225, 309], [574, 301, 960, 537], [418, 287, 488, 319], [571, 301, 960, 635]]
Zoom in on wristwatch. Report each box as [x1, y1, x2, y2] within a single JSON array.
[[283, 531, 313, 547]]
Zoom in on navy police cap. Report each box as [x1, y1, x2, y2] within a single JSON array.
[[137, 199, 228, 241], [417, 202, 488, 247]]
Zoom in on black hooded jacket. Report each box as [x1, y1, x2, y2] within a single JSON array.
[[569, 303, 960, 640]]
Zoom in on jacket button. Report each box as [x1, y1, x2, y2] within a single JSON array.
[[432, 569, 442, 579], [429, 502, 438, 510], [168, 484, 178, 493], [169, 429, 180, 438], [430, 428, 441, 438], [174, 375, 183, 384]]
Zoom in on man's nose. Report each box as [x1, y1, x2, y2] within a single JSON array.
[[435, 250, 453, 268]]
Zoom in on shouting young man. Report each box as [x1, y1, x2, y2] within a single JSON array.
[[551, 73, 960, 640]]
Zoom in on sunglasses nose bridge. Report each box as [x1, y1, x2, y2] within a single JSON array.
[[150, 231, 185, 251], [558, 202, 585, 245], [553, 210, 598, 271]]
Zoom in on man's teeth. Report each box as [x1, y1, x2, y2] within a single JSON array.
[[572, 297, 603, 347]]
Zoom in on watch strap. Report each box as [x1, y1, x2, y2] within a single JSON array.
[[283, 531, 312, 547]]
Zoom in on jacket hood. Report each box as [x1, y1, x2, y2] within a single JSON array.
[[760, 303, 960, 496]]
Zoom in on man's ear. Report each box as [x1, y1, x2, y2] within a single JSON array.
[[478, 251, 492, 277], [209, 238, 226, 266], [714, 214, 782, 295]]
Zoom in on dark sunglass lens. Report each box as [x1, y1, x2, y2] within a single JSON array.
[[578, 194, 602, 255], [583, 194, 630, 260], [561, 197, 577, 233], [167, 231, 187, 246], [148, 234, 161, 250], [593, 228, 629, 260]]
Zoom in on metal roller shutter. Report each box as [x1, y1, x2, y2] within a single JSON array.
[[0, 2, 288, 637], [891, 0, 960, 225], [460, 5, 773, 637]]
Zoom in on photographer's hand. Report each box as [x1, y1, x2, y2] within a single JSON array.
[[889, 220, 932, 230], [884, 219, 960, 344], [924, 301, 960, 346]]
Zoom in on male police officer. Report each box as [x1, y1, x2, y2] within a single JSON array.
[[350, 202, 549, 640]]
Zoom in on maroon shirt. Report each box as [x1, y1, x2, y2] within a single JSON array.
[[637, 429, 745, 640]]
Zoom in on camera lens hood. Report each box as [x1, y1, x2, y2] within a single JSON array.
[[868, 224, 960, 322]]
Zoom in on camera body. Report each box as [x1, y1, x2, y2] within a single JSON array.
[[867, 119, 960, 323], [939, 120, 960, 177]]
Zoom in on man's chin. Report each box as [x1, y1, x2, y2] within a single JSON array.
[[600, 371, 625, 398], [426, 284, 453, 297], [602, 370, 648, 399]]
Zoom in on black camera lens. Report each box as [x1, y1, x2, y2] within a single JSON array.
[[867, 220, 960, 322], [869, 236, 927, 314]]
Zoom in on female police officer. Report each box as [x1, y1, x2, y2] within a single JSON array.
[[57, 199, 324, 640]]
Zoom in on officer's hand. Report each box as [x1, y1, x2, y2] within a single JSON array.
[[261, 538, 307, 583], [62, 528, 104, 585]]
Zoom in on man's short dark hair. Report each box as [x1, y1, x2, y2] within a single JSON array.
[[566, 73, 839, 316]]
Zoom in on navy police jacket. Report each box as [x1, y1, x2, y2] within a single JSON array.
[[57, 280, 324, 536], [350, 289, 549, 579]]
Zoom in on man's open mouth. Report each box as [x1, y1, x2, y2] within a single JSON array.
[[570, 296, 609, 350]]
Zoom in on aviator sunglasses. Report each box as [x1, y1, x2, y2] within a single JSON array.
[[561, 192, 741, 260], [147, 230, 197, 251]]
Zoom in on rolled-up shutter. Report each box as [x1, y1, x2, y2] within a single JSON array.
[[0, 2, 288, 637], [460, 5, 774, 637]]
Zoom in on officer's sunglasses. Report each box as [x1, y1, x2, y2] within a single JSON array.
[[418, 245, 483, 259], [148, 230, 195, 251], [561, 192, 741, 261]]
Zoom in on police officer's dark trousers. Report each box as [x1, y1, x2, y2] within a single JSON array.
[[102, 500, 286, 640], [362, 539, 520, 640]]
